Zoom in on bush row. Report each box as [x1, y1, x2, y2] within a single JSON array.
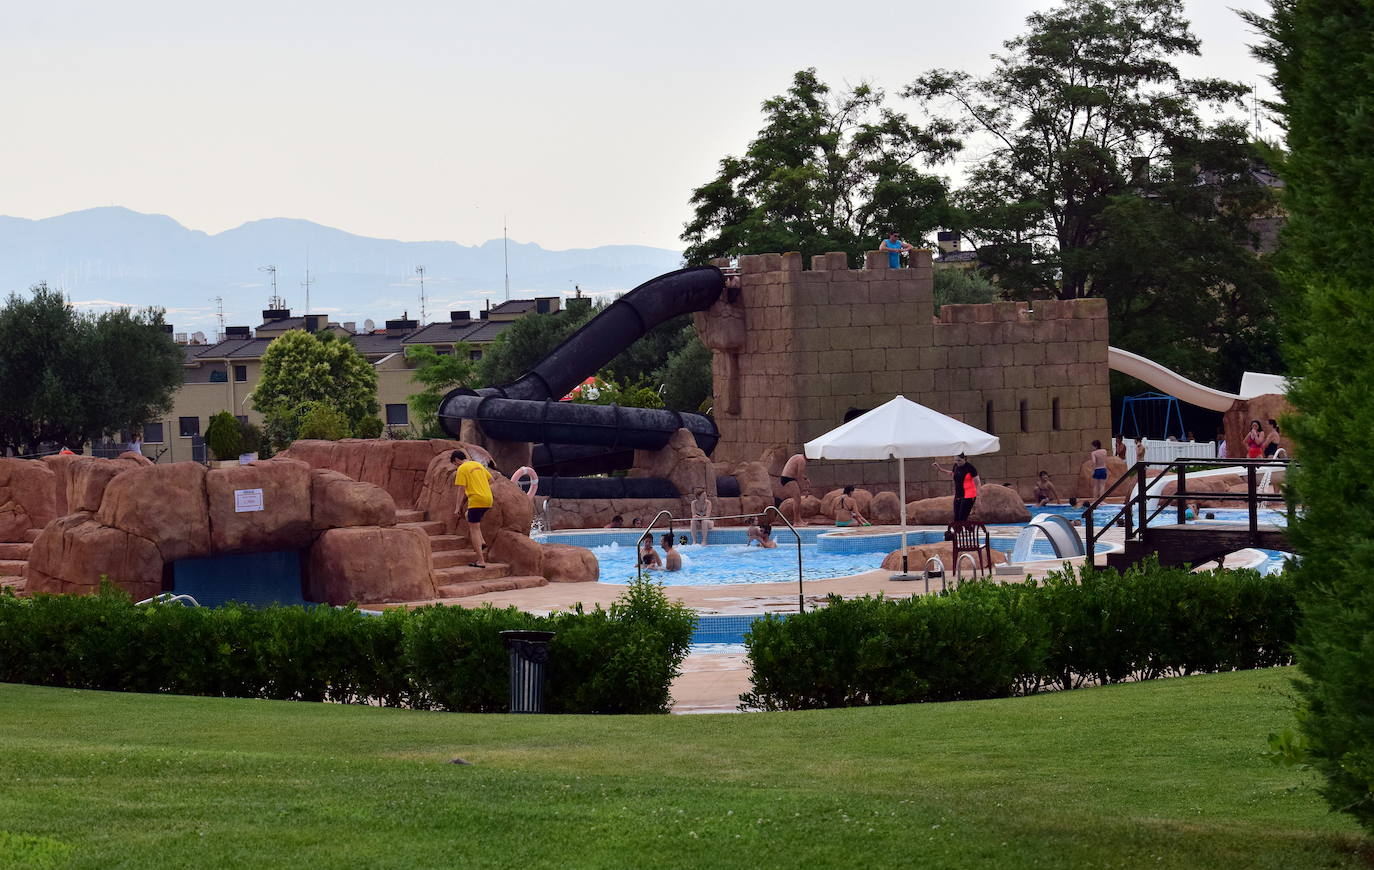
[[741, 560, 1297, 711], [0, 578, 695, 714]]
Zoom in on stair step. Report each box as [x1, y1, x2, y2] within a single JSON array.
[[0, 542, 32, 560], [0, 560, 26, 578], [437, 575, 548, 599], [431, 550, 481, 569], [397, 521, 447, 537], [24, 529, 41, 543], [433, 563, 510, 584], [394, 509, 426, 524], [428, 535, 469, 552]]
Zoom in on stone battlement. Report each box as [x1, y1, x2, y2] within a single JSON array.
[[696, 251, 1111, 500]]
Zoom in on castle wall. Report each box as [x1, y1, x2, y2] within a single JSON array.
[[697, 251, 1111, 501]]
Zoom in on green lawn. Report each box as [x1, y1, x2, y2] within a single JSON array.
[[0, 669, 1365, 869]]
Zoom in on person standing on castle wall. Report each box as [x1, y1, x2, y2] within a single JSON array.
[[881, 231, 916, 268], [932, 454, 981, 522], [777, 453, 809, 523], [451, 449, 494, 568], [1090, 440, 1109, 500]]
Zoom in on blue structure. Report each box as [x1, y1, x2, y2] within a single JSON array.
[[171, 550, 307, 607], [1119, 392, 1185, 440]]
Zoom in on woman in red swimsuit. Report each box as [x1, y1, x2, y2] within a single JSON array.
[[1243, 420, 1265, 459]]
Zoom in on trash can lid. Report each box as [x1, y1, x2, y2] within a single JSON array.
[[500, 630, 556, 645]]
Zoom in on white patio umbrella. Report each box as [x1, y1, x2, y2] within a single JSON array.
[[804, 395, 1000, 578]]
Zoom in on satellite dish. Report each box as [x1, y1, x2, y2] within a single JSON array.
[[363, 318, 376, 333]]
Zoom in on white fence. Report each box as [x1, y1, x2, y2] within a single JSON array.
[[1138, 438, 1217, 465]]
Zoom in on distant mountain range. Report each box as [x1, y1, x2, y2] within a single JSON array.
[[0, 207, 683, 336]]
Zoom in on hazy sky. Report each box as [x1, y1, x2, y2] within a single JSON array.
[[2, 0, 1274, 252]]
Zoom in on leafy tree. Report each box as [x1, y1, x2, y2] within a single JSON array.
[[0, 284, 182, 455], [237, 419, 265, 457], [1246, 0, 1374, 832], [932, 268, 1000, 314], [204, 411, 244, 461], [405, 343, 478, 438], [682, 68, 959, 265], [907, 0, 1250, 300], [296, 403, 351, 441], [251, 330, 378, 450], [658, 327, 714, 413], [353, 416, 384, 439]]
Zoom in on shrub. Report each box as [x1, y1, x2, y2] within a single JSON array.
[[354, 416, 384, 439], [742, 560, 1297, 711], [205, 411, 244, 461], [0, 580, 694, 715], [296, 402, 350, 440], [237, 419, 264, 457]]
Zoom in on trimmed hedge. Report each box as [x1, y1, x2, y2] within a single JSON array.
[[0, 578, 694, 714], [742, 560, 1297, 711]]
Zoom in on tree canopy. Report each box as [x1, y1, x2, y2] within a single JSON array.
[[1245, 0, 1374, 833], [251, 330, 378, 450], [907, 0, 1252, 300], [0, 284, 183, 455], [682, 68, 959, 265], [405, 343, 479, 438]]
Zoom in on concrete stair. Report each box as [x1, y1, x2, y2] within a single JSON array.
[[0, 532, 38, 594], [0, 560, 27, 579], [393, 507, 548, 601], [437, 575, 548, 599]]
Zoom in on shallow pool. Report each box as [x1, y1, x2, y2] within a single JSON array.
[[537, 527, 1061, 586]]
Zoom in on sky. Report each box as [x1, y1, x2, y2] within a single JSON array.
[[1, 0, 1275, 253]]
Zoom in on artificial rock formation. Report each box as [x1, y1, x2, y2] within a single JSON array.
[[880, 542, 1008, 573], [0, 459, 58, 542], [1074, 456, 1128, 500], [305, 526, 435, 605], [278, 438, 492, 508], [905, 485, 1031, 525]]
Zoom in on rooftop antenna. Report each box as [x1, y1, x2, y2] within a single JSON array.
[[503, 217, 510, 301], [210, 296, 225, 341], [259, 264, 284, 309], [415, 265, 426, 326], [301, 252, 314, 323]]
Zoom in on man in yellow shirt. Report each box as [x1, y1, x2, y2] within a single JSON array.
[[451, 449, 494, 568]]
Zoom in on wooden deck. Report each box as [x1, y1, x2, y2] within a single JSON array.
[[1107, 523, 1289, 569]]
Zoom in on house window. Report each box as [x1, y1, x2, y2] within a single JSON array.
[[233, 365, 247, 382], [178, 417, 200, 437], [985, 401, 995, 435], [142, 422, 164, 444], [209, 369, 227, 383], [385, 404, 409, 426], [1052, 397, 1062, 431], [469, 349, 483, 361], [1019, 399, 1029, 433]]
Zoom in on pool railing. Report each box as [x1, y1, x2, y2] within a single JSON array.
[[634, 506, 806, 613]]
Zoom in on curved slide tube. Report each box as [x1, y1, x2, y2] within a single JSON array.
[[439, 266, 725, 473], [1107, 347, 1242, 412], [1010, 513, 1086, 562]]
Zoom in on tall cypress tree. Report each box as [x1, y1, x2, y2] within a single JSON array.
[[1247, 1, 1374, 830]]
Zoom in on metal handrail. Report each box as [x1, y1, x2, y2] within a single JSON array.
[[135, 592, 201, 607], [923, 556, 945, 596], [633, 507, 806, 613], [954, 552, 982, 583], [1083, 457, 1293, 564]]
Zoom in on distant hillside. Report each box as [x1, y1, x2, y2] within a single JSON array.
[[0, 207, 683, 335]]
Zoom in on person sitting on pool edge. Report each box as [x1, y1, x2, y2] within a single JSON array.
[[660, 533, 682, 571], [746, 522, 778, 549], [834, 486, 871, 527], [638, 536, 661, 569], [604, 515, 624, 529], [1033, 471, 1061, 506]]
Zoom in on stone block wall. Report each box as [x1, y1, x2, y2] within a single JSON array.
[[697, 251, 1111, 500]]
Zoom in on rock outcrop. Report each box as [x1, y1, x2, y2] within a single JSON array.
[[905, 485, 1031, 525], [880, 542, 1009, 572], [0, 459, 58, 542], [1074, 456, 1128, 500], [541, 543, 599, 583], [305, 526, 436, 605], [278, 438, 492, 508]]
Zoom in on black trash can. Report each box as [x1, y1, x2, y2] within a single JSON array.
[[500, 630, 556, 713]]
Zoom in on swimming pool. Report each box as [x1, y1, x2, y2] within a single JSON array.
[[536, 526, 1064, 586]]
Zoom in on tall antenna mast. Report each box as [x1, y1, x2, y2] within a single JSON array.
[[301, 252, 314, 324], [210, 296, 225, 341], [415, 265, 427, 326], [503, 217, 510, 301], [259, 264, 284, 309]]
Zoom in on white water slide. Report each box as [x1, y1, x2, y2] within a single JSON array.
[[1106, 346, 1287, 411]]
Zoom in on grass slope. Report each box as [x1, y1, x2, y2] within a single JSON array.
[[0, 669, 1365, 869]]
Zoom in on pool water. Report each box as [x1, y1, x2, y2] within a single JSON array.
[[537, 527, 1061, 587]]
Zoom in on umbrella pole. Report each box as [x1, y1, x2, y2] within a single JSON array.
[[899, 457, 908, 574]]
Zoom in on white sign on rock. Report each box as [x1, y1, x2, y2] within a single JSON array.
[[234, 488, 265, 513]]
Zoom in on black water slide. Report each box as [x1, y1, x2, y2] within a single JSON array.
[[438, 265, 724, 477]]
